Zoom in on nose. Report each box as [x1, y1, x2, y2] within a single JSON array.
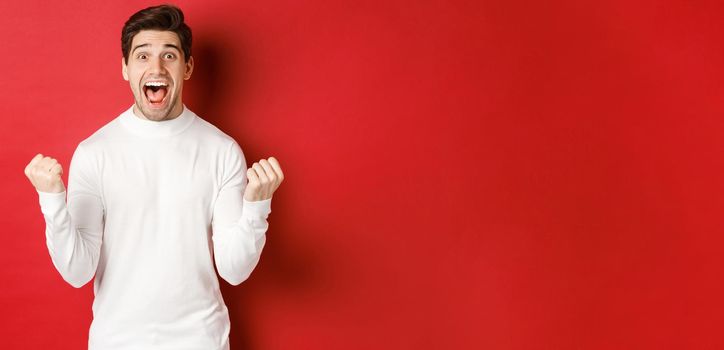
[[149, 56, 163, 74]]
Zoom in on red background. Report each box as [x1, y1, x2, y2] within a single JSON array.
[[2, 0, 724, 348]]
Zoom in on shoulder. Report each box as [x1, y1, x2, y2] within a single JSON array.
[[188, 113, 249, 173], [188, 111, 244, 152], [72, 110, 126, 157], [192, 114, 235, 141]]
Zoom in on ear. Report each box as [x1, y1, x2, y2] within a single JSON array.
[[184, 56, 194, 80], [122, 57, 129, 81]]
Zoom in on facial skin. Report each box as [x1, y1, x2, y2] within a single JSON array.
[[122, 30, 194, 121]]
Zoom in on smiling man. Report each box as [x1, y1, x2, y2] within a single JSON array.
[[23, 5, 283, 350]]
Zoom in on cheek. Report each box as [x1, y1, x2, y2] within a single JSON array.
[[128, 77, 143, 94], [172, 65, 187, 80], [128, 73, 142, 86], [125, 67, 140, 80]]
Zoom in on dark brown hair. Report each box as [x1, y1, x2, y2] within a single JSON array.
[[121, 4, 192, 64]]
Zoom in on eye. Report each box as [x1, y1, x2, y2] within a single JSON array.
[[164, 53, 176, 60], [137, 53, 147, 60]]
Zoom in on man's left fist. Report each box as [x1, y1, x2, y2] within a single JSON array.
[[244, 157, 284, 202]]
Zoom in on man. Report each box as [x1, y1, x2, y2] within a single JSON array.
[[23, 5, 283, 350]]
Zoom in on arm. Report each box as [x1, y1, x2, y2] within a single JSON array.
[[211, 141, 272, 286], [31, 145, 105, 288]]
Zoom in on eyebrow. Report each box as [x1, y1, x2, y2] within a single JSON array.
[[131, 43, 182, 54]]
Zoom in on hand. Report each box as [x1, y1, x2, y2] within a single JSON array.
[[244, 157, 284, 202], [24, 153, 66, 193]]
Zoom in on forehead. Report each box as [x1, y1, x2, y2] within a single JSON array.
[[131, 30, 181, 49]]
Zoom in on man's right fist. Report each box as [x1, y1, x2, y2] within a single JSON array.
[[24, 153, 66, 193]]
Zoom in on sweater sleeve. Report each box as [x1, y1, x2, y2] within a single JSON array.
[[37, 144, 105, 288], [211, 141, 272, 286]]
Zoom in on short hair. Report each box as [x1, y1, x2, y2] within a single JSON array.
[[121, 4, 192, 64]]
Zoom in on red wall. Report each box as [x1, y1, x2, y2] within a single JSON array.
[[2, 0, 724, 348]]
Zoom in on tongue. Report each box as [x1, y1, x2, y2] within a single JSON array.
[[146, 87, 167, 103]]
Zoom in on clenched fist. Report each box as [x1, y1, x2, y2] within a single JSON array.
[[24, 153, 66, 193], [244, 157, 284, 202]]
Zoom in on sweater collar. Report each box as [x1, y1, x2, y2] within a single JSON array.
[[118, 104, 196, 138]]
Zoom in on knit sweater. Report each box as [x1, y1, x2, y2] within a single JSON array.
[[36, 105, 271, 350]]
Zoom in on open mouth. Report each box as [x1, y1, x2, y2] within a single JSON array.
[[143, 81, 169, 107]]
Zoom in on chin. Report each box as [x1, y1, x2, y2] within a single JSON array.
[[134, 95, 177, 121]]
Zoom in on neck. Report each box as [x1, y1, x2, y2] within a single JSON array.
[[119, 103, 195, 138]]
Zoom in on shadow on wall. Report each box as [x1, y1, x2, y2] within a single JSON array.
[[185, 35, 244, 135], [187, 32, 326, 350]]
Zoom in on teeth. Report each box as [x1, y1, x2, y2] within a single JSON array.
[[144, 81, 168, 87]]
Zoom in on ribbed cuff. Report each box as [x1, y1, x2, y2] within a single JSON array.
[[241, 198, 272, 220], [37, 190, 67, 215]]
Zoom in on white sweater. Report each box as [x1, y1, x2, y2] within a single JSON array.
[[36, 105, 271, 350]]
